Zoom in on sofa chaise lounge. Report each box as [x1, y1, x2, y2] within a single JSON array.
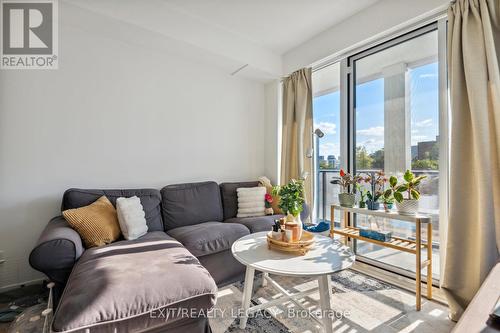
[[29, 180, 308, 333]]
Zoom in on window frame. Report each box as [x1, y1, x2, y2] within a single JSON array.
[[312, 17, 449, 285]]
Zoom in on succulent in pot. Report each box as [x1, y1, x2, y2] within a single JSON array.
[[384, 170, 427, 215], [332, 169, 359, 207]]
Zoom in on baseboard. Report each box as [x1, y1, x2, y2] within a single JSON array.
[[0, 278, 46, 293]]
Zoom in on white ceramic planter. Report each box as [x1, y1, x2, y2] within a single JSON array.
[[395, 199, 419, 215]]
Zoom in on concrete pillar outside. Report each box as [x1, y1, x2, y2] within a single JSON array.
[[383, 63, 411, 174]]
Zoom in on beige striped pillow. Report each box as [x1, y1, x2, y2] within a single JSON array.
[[63, 196, 121, 248]]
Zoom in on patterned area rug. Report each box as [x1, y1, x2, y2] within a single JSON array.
[[211, 269, 454, 333], [5, 270, 454, 333], [0, 284, 47, 333]]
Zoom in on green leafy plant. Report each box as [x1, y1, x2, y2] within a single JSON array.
[[382, 191, 394, 204], [272, 179, 304, 217], [383, 176, 398, 204], [384, 170, 427, 203], [356, 182, 368, 202]]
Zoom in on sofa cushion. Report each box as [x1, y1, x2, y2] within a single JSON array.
[[225, 214, 284, 233], [167, 222, 249, 257], [62, 188, 163, 232], [62, 196, 121, 248], [220, 181, 259, 220], [52, 231, 217, 333], [161, 182, 223, 230]]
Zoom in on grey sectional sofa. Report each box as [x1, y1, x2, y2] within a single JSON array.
[[29, 181, 306, 333]]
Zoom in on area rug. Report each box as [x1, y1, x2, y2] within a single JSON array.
[[4, 270, 453, 333], [211, 269, 454, 333], [0, 284, 47, 333]]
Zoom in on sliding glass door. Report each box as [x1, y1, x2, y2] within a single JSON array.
[[349, 24, 443, 281]]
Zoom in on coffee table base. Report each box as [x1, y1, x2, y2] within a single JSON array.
[[239, 267, 334, 333]]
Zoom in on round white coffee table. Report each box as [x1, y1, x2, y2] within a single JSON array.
[[231, 231, 355, 333]]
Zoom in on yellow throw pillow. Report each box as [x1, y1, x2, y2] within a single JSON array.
[[63, 196, 121, 248]]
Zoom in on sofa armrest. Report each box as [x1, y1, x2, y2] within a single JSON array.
[[29, 216, 84, 285]]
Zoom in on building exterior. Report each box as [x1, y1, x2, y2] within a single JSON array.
[[327, 155, 338, 169], [417, 136, 439, 160]]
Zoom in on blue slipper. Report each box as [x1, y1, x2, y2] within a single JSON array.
[[303, 221, 330, 233]]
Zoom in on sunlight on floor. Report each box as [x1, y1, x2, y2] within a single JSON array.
[[210, 273, 454, 333], [399, 319, 424, 333], [217, 288, 234, 298]]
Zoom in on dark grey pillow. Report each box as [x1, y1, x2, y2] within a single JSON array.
[[161, 182, 223, 230]]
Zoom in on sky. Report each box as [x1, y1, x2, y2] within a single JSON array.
[[313, 62, 439, 159]]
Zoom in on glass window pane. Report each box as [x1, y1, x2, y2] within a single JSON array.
[[352, 29, 440, 280]]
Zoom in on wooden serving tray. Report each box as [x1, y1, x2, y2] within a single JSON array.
[[266, 231, 315, 256]]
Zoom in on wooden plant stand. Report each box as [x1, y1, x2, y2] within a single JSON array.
[[330, 204, 433, 311]]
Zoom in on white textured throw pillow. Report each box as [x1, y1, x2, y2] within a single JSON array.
[[236, 187, 266, 218], [116, 196, 148, 240]]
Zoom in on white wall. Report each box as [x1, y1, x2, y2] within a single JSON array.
[[0, 3, 266, 288], [263, 81, 281, 185], [283, 0, 448, 74]]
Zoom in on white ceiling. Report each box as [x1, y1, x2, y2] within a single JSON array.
[[162, 0, 380, 54], [64, 0, 381, 80]]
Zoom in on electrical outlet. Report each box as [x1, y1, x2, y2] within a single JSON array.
[[0, 251, 5, 264]]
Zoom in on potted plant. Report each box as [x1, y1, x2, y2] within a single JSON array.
[[383, 175, 399, 212], [272, 179, 305, 238], [356, 181, 367, 208], [360, 171, 386, 210], [332, 169, 358, 207], [385, 170, 427, 215], [382, 192, 394, 212]]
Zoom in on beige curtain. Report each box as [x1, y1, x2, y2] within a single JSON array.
[[442, 0, 500, 321], [281, 68, 314, 213]]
